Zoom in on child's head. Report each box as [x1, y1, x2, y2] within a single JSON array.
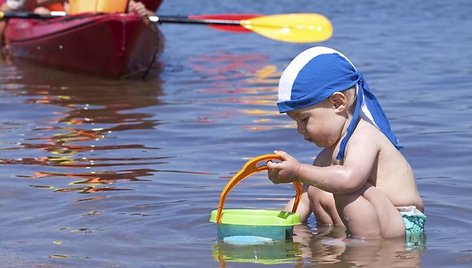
[[277, 46, 399, 159], [284, 88, 356, 149], [277, 47, 358, 113], [281, 85, 356, 150]]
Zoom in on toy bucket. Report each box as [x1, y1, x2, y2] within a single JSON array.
[[210, 154, 303, 244]]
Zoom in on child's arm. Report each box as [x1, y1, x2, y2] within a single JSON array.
[[128, 0, 154, 17], [268, 131, 380, 194]]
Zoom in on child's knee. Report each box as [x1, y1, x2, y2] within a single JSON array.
[[307, 186, 344, 226], [307, 186, 334, 207]]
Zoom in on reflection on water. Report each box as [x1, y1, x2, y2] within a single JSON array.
[[187, 51, 291, 133], [188, 52, 270, 76], [212, 224, 425, 267], [295, 225, 425, 267], [213, 241, 303, 266], [0, 67, 165, 194]]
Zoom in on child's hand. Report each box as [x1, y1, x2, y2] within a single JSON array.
[[267, 150, 301, 184], [128, 1, 149, 17]]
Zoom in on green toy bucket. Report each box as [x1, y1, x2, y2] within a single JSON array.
[[210, 154, 303, 244], [210, 209, 301, 242]]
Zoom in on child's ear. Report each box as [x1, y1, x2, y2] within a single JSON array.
[[329, 92, 348, 112]]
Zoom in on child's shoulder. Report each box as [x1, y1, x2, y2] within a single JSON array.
[[351, 119, 397, 151], [355, 120, 387, 140]]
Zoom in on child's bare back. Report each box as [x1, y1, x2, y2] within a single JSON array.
[[333, 119, 423, 212]]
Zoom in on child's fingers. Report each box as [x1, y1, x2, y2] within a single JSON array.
[[268, 159, 287, 168], [266, 160, 278, 169], [274, 150, 290, 160]]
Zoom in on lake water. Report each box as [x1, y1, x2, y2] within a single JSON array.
[[0, 0, 471, 267]]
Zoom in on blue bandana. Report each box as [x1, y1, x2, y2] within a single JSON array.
[[277, 47, 399, 160]]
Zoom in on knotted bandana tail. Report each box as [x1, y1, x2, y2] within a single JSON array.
[[336, 74, 400, 160]]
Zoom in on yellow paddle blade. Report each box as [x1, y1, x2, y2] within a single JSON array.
[[241, 13, 333, 43]]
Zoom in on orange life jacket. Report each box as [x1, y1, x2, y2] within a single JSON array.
[[47, 3, 64, 11]]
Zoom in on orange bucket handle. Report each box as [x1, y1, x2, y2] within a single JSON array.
[[216, 154, 302, 223]]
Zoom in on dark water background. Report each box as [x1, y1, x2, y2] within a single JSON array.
[[0, 0, 471, 267]]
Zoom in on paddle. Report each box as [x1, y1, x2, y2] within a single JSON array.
[[0, 12, 333, 43], [187, 14, 262, 33], [0, 11, 61, 19], [150, 13, 333, 43]]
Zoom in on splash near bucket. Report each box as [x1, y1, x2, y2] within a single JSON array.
[[210, 154, 302, 245]]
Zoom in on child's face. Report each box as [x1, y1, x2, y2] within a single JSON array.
[[287, 100, 345, 148]]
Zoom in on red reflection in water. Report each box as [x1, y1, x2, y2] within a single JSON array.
[[188, 52, 269, 76], [187, 52, 285, 132]]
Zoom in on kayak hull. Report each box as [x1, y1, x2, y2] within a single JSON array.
[[2, 13, 163, 78]]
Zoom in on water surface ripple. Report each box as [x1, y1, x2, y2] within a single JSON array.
[[0, 0, 471, 267]]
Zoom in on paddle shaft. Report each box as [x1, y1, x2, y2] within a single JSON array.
[[149, 15, 241, 26], [0, 11, 57, 19]]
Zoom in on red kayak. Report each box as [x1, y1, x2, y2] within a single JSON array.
[[2, 13, 163, 78]]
